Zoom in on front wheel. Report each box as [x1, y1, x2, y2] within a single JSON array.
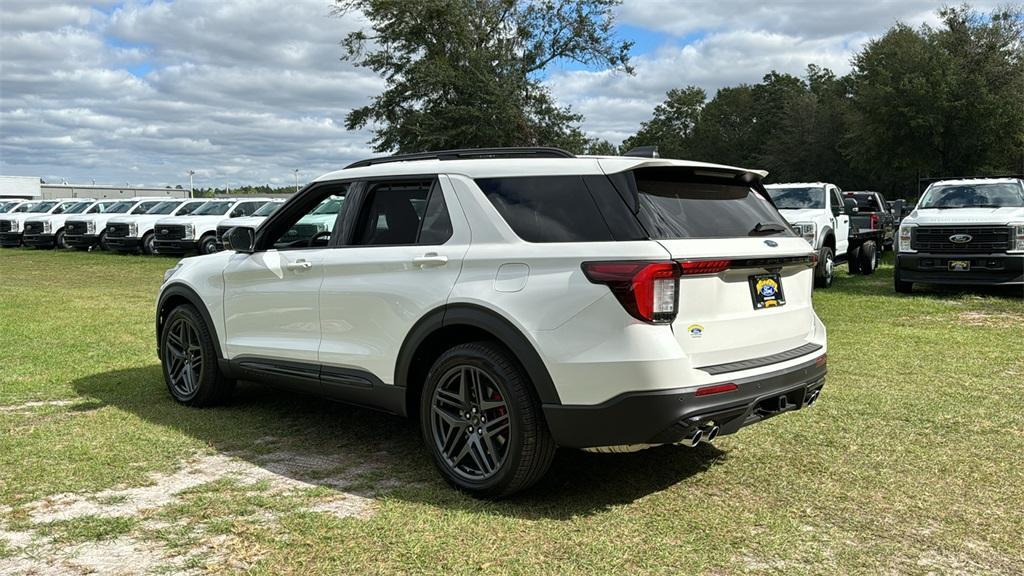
[[420, 342, 556, 498], [199, 234, 219, 255], [160, 304, 234, 406], [141, 232, 156, 255], [814, 246, 834, 288], [55, 229, 68, 249], [98, 230, 110, 251], [894, 269, 913, 294]]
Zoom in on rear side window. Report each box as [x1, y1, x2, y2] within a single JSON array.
[[352, 180, 453, 246], [627, 168, 794, 239], [476, 176, 615, 243]]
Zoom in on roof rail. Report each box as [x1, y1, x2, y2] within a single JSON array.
[[344, 147, 575, 169]]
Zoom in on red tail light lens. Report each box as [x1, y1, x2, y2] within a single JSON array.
[[582, 261, 679, 323], [695, 383, 738, 396], [677, 259, 732, 275], [869, 214, 879, 229]]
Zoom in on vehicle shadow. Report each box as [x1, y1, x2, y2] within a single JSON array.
[[829, 254, 1022, 299], [72, 365, 725, 520]]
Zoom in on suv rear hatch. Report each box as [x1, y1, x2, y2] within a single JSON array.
[[609, 165, 819, 369]]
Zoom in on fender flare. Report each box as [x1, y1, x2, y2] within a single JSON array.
[[395, 303, 561, 405], [156, 283, 224, 360], [819, 226, 835, 250]]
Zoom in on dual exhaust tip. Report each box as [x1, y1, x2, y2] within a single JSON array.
[[681, 424, 720, 448]]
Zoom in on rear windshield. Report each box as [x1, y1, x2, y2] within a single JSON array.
[[844, 192, 883, 211], [631, 169, 795, 239]]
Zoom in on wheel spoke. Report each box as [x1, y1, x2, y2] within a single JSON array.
[[482, 413, 509, 439], [468, 438, 492, 475]]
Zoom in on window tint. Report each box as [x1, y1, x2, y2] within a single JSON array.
[[476, 176, 614, 243], [628, 168, 795, 239], [352, 180, 446, 246]]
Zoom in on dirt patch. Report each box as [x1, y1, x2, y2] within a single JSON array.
[[0, 400, 79, 413], [957, 311, 1024, 328]]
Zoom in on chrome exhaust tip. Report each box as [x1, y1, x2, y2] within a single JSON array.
[[805, 389, 820, 407], [680, 428, 704, 447], [702, 425, 720, 443]]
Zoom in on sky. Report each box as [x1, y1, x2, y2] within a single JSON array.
[[0, 0, 1001, 188]]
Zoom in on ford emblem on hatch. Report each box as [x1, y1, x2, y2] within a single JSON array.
[[949, 234, 973, 243], [764, 240, 778, 247]]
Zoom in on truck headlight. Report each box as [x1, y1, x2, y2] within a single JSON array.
[[898, 224, 916, 253], [42, 221, 52, 233], [1010, 223, 1024, 253], [86, 221, 96, 234], [128, 223, 139, 237], [183, 224, 194, 240], [794, 222, 816, 245]]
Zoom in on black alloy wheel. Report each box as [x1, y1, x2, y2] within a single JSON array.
[[163, 315, 205, 401], [430, 365, 512, 481]]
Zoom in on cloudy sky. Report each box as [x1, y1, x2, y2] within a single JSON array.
[[0, 0, 996, 188]]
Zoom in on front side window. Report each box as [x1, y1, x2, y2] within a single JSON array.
[[146, 201, 183, 215], [352, 180, 451, 246], [764, 186, 826, 210], [260, 185, 349, 250], [919, 182, 1024, 209], [193, 201, 234, 216]]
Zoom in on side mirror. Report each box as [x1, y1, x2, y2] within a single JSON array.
[[229, 209, 241, 218], [843, 198, 858, 214], [226, 226, 255, 253]]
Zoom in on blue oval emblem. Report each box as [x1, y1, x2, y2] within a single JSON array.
[[764, 240, 778, 247], [760, 284, 776, 297]]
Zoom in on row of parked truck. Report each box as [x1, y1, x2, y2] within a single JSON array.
[[0, 196, 283, 255]]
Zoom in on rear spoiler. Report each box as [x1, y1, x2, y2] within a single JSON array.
[[597, 158, 769, 183]]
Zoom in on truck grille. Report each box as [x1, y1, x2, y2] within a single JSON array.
[[66, 221, 88, 236], [912, 226, 1011, 254], [24, 221, 44, 235], [155, 224, 186, 240], [107, 223, 130, 238], [0, 220, 12, 233]]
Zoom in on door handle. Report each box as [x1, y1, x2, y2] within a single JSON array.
[[286, 260, 313, 271], [413, 253, 448, 267]]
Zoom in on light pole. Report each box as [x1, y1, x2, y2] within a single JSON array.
[[187, 170, 195, 198], [293, 169, 300, 193]]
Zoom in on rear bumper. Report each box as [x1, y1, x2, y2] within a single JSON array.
[[65, 234, 99, 249], [543, 356, 827, 448], [107, 236, 143, 251], [897, 253, 1024, 286], [153, 239, 197, 254], [23, 233, 56, 248], [0, 232, 23, 247]]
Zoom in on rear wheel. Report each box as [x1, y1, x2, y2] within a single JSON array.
[[199, 233, 218, 255], [420, 342, 556, 498], [858, 241, 878, 275], [847, 244, 862, 274], [141, 232, 156, 255], [814, 246, 834, 288], [160, 304, 234, 406]]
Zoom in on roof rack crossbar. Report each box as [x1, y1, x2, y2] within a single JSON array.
[[345, 147, 575, 169]]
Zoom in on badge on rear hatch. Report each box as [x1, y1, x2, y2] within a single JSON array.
[[749, 274, 786, 310]]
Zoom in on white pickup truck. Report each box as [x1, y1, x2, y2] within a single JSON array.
[[763, 183, 854, 287], [153, 198, 272, 255], [215, 199, 284, 249], [106, 198, 210, 255], [895, 178, 1024, 293], [22, 199, 100, 249], [1, 199, 92, 248], [64, 198, 165, 251]]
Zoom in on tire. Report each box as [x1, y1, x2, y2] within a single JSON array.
[[55, 229, 68, 250], [858, 241, 878, 275], [159, 304, 235, 406], [894, 269, 913, 294], [98, 230, 110, 251], [199, 233, 219, 255], [420, 341, 556, 498], [141, 232, 156, 255], [847, 244, 862, 275], [814, 246, 834, 288]]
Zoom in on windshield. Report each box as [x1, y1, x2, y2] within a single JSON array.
[[764, 186, 826, 210], [919, 183, 1024, 209], [63, 202, 94, 215], [13, 203, 36, 213], [28, 201, 58, 213], [312, 197, 344, 215], [130, 201, 161, 214], [630, 169, 795, 239], [175, 201, 206, 215], [253, 202, 282, 217], [145, 201, 182, 215], [102, 201, 134, 214], [193, 201, 234, 216]]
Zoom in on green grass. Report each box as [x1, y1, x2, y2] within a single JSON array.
[[1, 248, 1022, 574]]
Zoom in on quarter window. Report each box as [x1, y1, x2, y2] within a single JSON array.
[[475, 176, 614, 243]]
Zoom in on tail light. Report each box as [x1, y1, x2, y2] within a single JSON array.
[[678, 259, 732, 275], [868, 213, 879, 229], [695, 383, 737, 397], [582, 261, 679, 323]]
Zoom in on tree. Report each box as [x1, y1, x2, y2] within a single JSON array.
[[620, 87, 705, 159], [334, 0, 633, 153], [689, 85, 757, 167]]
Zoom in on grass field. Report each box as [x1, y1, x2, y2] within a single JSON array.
[[1, 248, 1022, 575]]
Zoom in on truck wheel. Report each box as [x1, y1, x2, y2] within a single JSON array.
[[160, 304, 235, 406], [420, 341, 556, 499], [847, 245, 862, 274], [858, 241, 877, 275], [894, 269, 913, 294], [98, 230, 111, 251], [55, 229, 68, 249], [199, 234, 219, 255], [141, 232, 156, 255], [814, 247, 834, 288]]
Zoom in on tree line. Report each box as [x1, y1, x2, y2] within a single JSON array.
[[337, 1, 1023, 201]]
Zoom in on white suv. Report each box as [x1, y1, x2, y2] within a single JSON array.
[[764, 183, 853, 288], [153, 198, 273, 255], [107, 199, 210, 255], [157, 148, 828, 497]]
